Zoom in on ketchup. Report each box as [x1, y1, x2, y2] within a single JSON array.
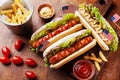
[[73, 60, 95, 80]]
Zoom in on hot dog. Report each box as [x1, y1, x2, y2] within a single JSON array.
[[29, 13, 83, 52], [43, 29, 96, 69], [75, 4, 119, 51]]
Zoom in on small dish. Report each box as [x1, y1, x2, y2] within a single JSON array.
[[73, 60, 95, 80], [38, 4, 55, 19]]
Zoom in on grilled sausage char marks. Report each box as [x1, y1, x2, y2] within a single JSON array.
[[49, 36, 93, 64]]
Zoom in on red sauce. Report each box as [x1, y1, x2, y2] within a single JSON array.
[[73, 61, 92, 79]]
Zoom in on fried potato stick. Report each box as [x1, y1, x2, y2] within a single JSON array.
[[6, 13, 12, 18], [11, 14, 17, 23], [15, 1, 27, 14], [0, 9, 13, 14], [14, 0, 21, 3], [12, 3, 18, 15], [99, 51, 108, 62], [84, 55, 102, 63], [91, 53, 101, 71]]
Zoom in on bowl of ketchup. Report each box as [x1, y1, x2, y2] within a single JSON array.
[[73, 60, 95, 80]]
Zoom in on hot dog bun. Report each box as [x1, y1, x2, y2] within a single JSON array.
[[29, 13, 83, 52], [31, 23, 82, 46], [75, 4, 118, 51], [75, 11, 109, 50], [47, 23, 82, 47], [43, 29, 96, 69], [50, 39, 96, 69]]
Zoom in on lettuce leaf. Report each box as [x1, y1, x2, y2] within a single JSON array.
[[50, 29, 91, 55], [46, 13, 77, 31], [45, 29, 92, 65], [59, 29, 91, 50], [108, 25, 119, 51], [60, 37, 76, 49], [79, 29, 91, 39], [92, 6, 118, 51], [79, 3, 85, 8], [31, 13, 78, 42]]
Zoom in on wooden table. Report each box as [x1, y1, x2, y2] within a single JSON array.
[[0, 0, 120, 80]]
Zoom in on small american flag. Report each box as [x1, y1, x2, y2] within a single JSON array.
[[62, 5, 77, 14], [38, 40, 49, 52], [102, 29, 113, 41], [110, 13, 120, 23]]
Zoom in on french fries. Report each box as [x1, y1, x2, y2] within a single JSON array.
[[84, 55, 102, 63], [12, 4, 18, 15], [14, 0, 21, 3], [15, 1, 27, 14], [91, 53, 101, 71], [84, 51, 108, 71], [0, 0, 31, 24], [0, 9, 13, 14], [99, 51, 108, 62]]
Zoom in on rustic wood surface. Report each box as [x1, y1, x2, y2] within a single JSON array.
[[0, 0, 120, 80]]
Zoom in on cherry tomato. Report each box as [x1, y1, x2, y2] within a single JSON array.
[[14, 39, 23, 51], [0, 56, 10, 65], [25, 71, 36, 79], [12, 56, 23, 65], [2, 46, 11, 57], [25, 58, 36, 67]]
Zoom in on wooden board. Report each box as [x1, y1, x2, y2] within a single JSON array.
[[94, 0, 113, 16], [0, 0, 120, 80], [68, 0, 113, 16]]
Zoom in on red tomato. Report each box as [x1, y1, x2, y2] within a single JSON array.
[[12, 56, 23, 65], [0, 56, 10, 65], [25, 58, 36, 67], [2, 46, 11, 57], [25, 71, 36, 79], [14, 39, 23, 51]]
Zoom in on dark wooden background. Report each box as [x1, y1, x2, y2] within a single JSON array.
[[0, 0, 120, 80]]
